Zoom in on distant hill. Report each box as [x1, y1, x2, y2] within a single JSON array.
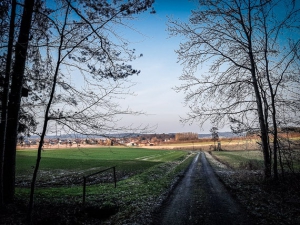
[[28, 131, 243, 140], [199, 132, 244, 139]]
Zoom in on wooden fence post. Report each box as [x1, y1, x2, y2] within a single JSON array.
[[83, 176, 86, 206], [82, 166, 116, 205], [113, 166, 117, 188]]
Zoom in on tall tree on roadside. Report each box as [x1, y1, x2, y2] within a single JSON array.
[[169, 0, 300, 180], [0, 0, 16, 206], [2, 0, 35, 204]]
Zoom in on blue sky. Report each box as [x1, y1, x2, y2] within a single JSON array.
[[117, 0, 217, 134]]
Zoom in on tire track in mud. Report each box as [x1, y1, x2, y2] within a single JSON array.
[[153, 152, 253, 225]]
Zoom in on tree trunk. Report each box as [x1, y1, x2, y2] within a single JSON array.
[[27, 4, 70, 222], [251, 76, 271, 179], [237, 4, 271, 179], [0, 0, 16, 207], [262, 13, 278, 180], [248, 51, 271, 179], [3, 0, 35, 203], [278, 143, 284, 178], [270, 89, 278, 179]]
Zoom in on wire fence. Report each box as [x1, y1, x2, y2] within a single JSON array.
[[82, 166, 117, 206]]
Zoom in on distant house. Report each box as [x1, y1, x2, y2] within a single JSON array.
[[127, 142, 137, 146], [23, 140, 31, 146]]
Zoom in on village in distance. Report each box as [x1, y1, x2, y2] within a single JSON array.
[[18, 131, 241, 148]]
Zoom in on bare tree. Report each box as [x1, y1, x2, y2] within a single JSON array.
[[1, 0, 51, 205], [2, 0, 35, 204], [169, 0, 300, 180], [0, 0, 16, 207], [25, 0, 154, 222], [210, 127, 219, 151], [0, 0, 154, 210]]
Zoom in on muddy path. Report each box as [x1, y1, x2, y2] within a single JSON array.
[[153, 152, 253, 225]]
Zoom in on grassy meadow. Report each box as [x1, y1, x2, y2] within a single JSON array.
[[16, 147, 185, 174], [16, 147, 190, 187], [11, 144, 300, 223], [15, 147, 194, 215], [157, 137, 261, 151], [211, 150, 300, 171], [211, 150, 264, 169]]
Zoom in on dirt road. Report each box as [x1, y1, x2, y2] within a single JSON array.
[[153, 152, 253, 225]]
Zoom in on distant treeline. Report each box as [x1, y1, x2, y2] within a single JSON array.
[[137, 133, 175, 141], [246, 127, 300, 136], [175, 132, 198, 141], [281, 127, 300, 133]]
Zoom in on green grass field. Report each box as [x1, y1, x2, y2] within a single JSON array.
[[15, 147, 195, 223], [16, 147, 193, 202], [211, 150, 265, 169], [211, 150, 300, 170], [16, 147, 185, 175], [13, 147, 194, 224], [12, 147, 300, 223]]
